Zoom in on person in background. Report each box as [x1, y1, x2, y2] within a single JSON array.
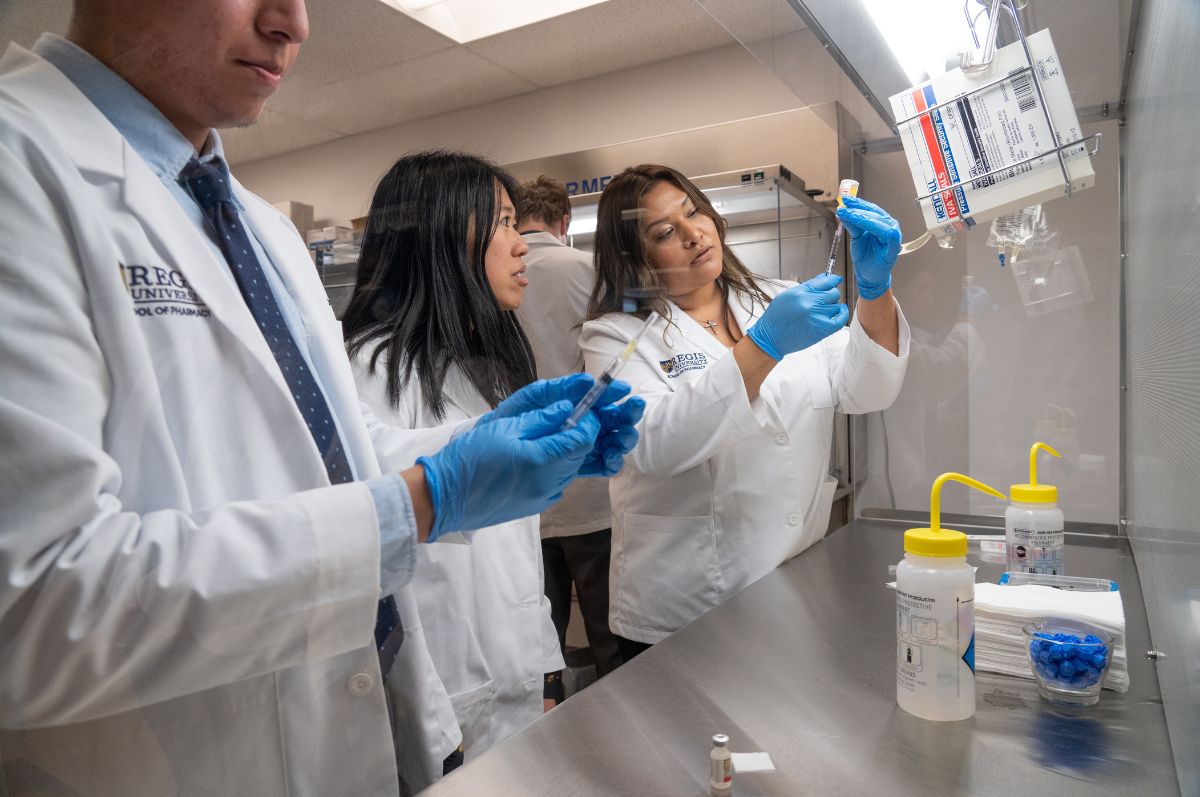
[[514, 175, 625, 682], [0, 2, 641, 794], [581, 164, 909, 660], [343, 152, 645, 776]]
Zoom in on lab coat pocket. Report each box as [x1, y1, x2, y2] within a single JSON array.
[[787, 476, 838, 560], [617, 513, 720, 633], [449, 680, 496, 763]]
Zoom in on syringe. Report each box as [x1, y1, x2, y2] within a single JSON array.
[[562, 310, 661, 430], [823, 179, 860, 275]]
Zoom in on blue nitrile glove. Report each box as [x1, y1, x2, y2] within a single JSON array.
[[581, 395, 646, 476], [837, 195, 902, 301], [479, 373, 640, 477], [418, 401, 600, 538], [747, 273, 850, 361], [479, 373, 630, 425]]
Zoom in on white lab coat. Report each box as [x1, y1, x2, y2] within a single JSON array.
[[354, 356, 564, 763], [514, 231, 610, 538], [579, 281, 910, 643], [0, 44, 459, 796]]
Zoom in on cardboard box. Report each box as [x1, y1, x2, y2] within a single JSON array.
[[272, 200, 313, 235], [305, 225, 355, 244]]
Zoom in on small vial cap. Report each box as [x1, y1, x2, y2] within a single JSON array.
[[836, 179, 860, 207], [712, 734, 729, 747]]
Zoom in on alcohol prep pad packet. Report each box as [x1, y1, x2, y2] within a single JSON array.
[[889, 29, 1095, 242]]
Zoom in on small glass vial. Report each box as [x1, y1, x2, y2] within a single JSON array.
[[710, 734, 732, 793]]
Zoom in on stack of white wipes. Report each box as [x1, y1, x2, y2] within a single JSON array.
[[974, 583, 1129, 692]]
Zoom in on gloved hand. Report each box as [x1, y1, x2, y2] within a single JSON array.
[[419, 401, 599, 539], [479, 373, 642, 478], [480, 373, 630, 425], [581, 395, 646, 476], [747, 273, 849, 361], [837, 195, 902, 301]]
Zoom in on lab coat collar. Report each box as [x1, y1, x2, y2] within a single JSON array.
[[667, 302, 730, 363], [2, 42, 347, 479], [116, 151, 300, 404], [666, 287, 782, 423], [0, 44, 124, 178], [32, 34, 204, 185], [521, 230, 567, 249], [8, 44, 301, 407], [662, 291, 782, 422], [725, 285, 786, 423], [669, 284, 769, 362], [726, 286, 768, 344], [0, 46, 259, 355]]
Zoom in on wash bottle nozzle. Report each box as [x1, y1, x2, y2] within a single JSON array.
[[904, 472, 1007, 556], [1010, 441, 1062, 503]]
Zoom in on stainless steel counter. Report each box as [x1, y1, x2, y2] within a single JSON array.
[[423, 517, 1178, 795]]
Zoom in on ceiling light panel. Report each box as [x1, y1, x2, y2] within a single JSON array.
[[378, 0, 611, 43], [859, 0, 978, 84]]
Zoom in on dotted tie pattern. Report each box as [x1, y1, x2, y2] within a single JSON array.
[[179, 158, 402, 676]]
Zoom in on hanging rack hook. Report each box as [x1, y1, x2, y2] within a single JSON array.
[[960, 0, 1026, 73]]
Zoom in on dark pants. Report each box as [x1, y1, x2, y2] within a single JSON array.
[[541, 528, 623, 678], [441, 745, 464, 777], [614, 634, 653, 662]]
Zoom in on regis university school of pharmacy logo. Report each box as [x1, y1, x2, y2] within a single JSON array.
[[659, 351, 709, 378], [119, 262, 212, 319]]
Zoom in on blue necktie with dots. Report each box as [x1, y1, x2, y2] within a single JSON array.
[[179, 157, 402, 675]]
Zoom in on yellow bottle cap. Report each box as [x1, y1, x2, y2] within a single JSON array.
[[1010, 442, 1061, 504], [905, 472, 1006, 557]]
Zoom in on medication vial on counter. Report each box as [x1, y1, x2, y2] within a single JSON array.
[[709, 734, 732, 792]]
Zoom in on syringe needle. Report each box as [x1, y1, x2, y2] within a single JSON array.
[[561, 310, 660, 430]]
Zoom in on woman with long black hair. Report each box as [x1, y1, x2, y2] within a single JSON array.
[[343, 151, 579, 780]]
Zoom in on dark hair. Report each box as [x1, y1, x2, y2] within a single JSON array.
[[515, 175, 572, 227], [587, 164, 772, 325], [342, 151, 535, 420]]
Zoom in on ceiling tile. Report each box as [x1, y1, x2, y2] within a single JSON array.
[[268, 46, 538, 136], [465, 0, 735, 88], [271, 0, 456, 100], [221, 108, 343, 165], [693, 0, 808, 46]]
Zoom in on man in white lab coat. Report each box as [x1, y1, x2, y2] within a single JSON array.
[[0, 2, 639, 795], [515, 176, 624, 680]]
